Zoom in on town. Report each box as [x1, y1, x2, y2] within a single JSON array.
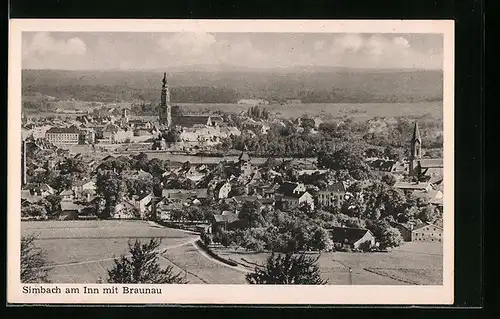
[[20, 72, 444, 284]]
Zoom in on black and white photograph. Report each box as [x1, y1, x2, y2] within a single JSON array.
[[8, 20, 454, 304]]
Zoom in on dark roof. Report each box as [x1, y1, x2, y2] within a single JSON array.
[[172, 116, 210, 128], [276, 182, 301, 197], [46, 126, 81, 134], [232, 195, 259, 203], [321, 182, 346, 193], [328, 227, 372, 245], [412, 122, 422, 144]]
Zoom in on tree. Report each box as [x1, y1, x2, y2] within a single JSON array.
[[378, 226, 404, 250], [246, 252, 328, 284], [41, 194, 62, 217], [96, 171, 126, 219], [419, 204, 439, 223], [310, 227, 333, 252], [381, 173, 397, 186], [238, 200, 262, 230], [21, 235, 51, 283], [60, 158, 89, 179], [21, 204, 47, 219], [107, 238, 186, 284]]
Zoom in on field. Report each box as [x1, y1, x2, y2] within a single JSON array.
[[21, 220, 204, 284], [23, 97, 443, 122], [178, 102, 443, 121], [213, 242, 443, 285], [21, 221, 443, 285]]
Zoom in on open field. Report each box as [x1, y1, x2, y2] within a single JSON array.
[[21, 221, 443, 285], [178, 102, 443, 121], [21, 220, 201, 283], [213, 242, 443, 285], [23, 100, 442, 122]]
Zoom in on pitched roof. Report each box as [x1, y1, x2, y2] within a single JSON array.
[[72, 179, 94, 187], [276, 182, 301, 197], [321, 182, 346, 193], [412, 222, 443, 231], [213, 212, 239, 223], [232, 195, 259, 203], [172, 115, 210, 128], [394, 181, 430, 190], [46, 126, 81, 134], [60, 200, 85, 212], [59, 189, 74, 196], [411, 121, 422, 144], [328, 227, 372, 245]]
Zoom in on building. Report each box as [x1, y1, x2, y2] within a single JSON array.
[[394, 181, 432, 194], [409, 121, 444, 179], [32, 125, 52, 140], [212, 211, 239, 233], [21, 140, 27, 185], [158, 72, 172, 129], [275, 182, 314, 211], [328, 227, 376, 250], [396, 222, 443, 242], [46, 126, 82, 145], [316, 182, 346, 209], [213, 181, 232, 200], [59, 189, 75, 200], [71, 180, 96, 198]]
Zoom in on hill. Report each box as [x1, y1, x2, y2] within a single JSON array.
[[22, 68, 443, 104]]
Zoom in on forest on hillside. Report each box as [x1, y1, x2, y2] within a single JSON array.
[[22, 69, 443, 105]]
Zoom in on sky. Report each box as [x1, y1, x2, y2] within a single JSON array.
[[21, 32, 443, 71]]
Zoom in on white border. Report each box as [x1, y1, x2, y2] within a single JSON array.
[[8, 19, 455, 305]]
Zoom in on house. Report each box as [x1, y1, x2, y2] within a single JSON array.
[[60, 200, 86, 220], [275, 182, 314, 211], [411, 189, 443, 205], [212, 211, 239, 233], [114, 199, 139, 219], [328, 227, 376, 251], [71, 180, 96, 198], [394, 181, 432, 194], [59, 189, 75, 200], [213, 181, 232, 200], [316, 182, 346, 209], [410, 222, 443, 243], [133, 193, 153, 218]]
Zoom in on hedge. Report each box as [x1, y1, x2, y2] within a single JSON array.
[[195, 240, 239, 267]]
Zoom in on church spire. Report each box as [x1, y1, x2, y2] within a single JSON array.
[[412, 121, 422, 145], [159, 72, 172, 128], [410, 121, 422, 161]]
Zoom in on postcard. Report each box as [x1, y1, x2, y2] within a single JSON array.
[[8, 19, 454, 304]]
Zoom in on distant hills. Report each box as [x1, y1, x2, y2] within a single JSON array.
[[22, 68, 443, 104]]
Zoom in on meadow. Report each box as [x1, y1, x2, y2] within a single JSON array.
[[179, 102, 443, 121], [21, 220, 201, 283], [212, 242, 443, 285]]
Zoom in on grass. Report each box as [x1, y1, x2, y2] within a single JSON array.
[[162, 244, 247, 284], [179, 102, 443, 121], [212, 242, 443, 285], [21, 220, 199, 283]]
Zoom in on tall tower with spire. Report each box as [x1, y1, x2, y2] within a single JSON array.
[[409, 121, 422, 176], [159, 72, 172, 129]]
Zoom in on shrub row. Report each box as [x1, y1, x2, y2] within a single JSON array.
[[195, 240, 239, 267]]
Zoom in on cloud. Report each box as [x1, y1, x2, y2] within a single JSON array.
[[24, 32, 87, 57], [332, 34, 364, 53]]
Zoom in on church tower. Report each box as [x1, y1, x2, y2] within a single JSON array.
[[409, 121, 422, 176], [159, 72, 172, 129]]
